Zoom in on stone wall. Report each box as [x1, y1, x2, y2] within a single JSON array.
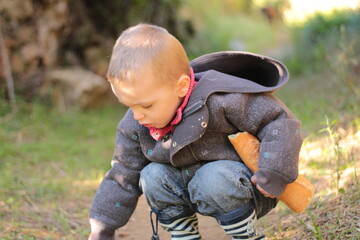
[[0, 0, 111, 109]]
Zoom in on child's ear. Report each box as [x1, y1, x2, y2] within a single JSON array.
[[176, 74, 190, 97]]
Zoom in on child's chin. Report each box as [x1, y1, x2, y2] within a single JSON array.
[[154, 124, 167, 129]]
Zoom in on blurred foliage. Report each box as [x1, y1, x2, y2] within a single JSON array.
[[65, 0, 289, 62], [283, 8, 360, 128], [82, 0, 195, 41], [208, 0, 254, 13], [286, 9, 360, 77], [254, 0, 291, 9], [63, 0, 194, 54], [181, 0, 280, 59]]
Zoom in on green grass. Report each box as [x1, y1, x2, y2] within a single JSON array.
[[275, 71, 359, 136], [0, 100, 126, 190], [0, 100, 127, 239]]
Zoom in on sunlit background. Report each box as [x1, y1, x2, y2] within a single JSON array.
[[283, 0, 359, 22]]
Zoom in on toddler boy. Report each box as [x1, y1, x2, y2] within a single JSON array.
[[89, 23, 302, 240]]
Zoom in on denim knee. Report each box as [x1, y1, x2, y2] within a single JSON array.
[[140, 162, 189, 197], [188, 160, 254, 215], [139, 162, 194, 219], [140, 162, 168, 195]]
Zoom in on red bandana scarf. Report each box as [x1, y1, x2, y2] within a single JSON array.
[[148, 68, 197, 141]]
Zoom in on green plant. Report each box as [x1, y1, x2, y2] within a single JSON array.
[[303, 210, 324, 240], [319, 117, 344, 192], [351, 152, 358, 186]]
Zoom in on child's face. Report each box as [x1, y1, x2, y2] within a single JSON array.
[[111, 70, 189, 129]]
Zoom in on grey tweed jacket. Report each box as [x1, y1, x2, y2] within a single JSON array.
[[89, 51, 303, 233]]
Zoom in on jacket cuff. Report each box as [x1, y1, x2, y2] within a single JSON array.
[[254, 168, 294, 197], [89, 218, 116, 240]]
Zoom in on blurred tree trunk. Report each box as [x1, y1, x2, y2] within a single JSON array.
[[0, 23, 17, 112]]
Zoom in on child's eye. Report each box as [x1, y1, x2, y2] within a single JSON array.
[[142, 104, 153, 109]]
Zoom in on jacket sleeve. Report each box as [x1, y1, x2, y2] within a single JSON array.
[[224, 93, 303, 197], [89, 110, 150, 238]]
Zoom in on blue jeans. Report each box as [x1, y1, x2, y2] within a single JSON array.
[[139, 160, 277, 222]]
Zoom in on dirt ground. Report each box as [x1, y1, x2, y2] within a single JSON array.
[[115, 195, 232, 240]]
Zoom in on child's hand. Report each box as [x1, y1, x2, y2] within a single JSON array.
[[251, 175, 277, 199]]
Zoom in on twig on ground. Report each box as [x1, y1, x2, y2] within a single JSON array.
[[23, 192, 40, 212]]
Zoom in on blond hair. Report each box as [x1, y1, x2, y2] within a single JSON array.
[[107, 23, 190, 86]]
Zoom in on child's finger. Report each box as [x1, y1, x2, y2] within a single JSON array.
[[251, 175, 276, 198], [251, 175, 257, 185], [256, 184, 276, 199]]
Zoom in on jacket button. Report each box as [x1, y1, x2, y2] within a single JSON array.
[[201, 121, 208, 128], [172, 141, 177, 147]]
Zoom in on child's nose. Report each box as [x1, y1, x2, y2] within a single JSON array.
[[133, 110, 145, 121]]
